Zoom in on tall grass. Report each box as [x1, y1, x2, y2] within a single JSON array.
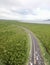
[[0, 21, 30, 65]]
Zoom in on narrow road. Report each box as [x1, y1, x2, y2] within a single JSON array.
[[18, 26, 45, 65], [28, 31, 45, 65]]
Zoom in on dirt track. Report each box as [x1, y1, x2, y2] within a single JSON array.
[[18, 26, 45, 65], [28, 31, 45, 65]]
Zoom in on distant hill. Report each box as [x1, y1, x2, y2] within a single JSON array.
[[45, 19, 50, 21]]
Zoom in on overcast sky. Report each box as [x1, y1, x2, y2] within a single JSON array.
[[0, 0, 50, 20]]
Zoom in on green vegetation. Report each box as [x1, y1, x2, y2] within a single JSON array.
[[18, 23, 50, 65], [0, 21, 30, 65], [0, 20, 50, 65]]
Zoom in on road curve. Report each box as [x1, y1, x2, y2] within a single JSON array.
[[17, 26, 45, 65]]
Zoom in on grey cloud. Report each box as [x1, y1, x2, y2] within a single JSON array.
[[0, 0, 50, 20]]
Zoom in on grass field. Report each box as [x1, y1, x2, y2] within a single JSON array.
[[18, 23, 50, 65], [0, 20, 50, 65], [0, 21, 30, 65], [19, 23, 50, 54]]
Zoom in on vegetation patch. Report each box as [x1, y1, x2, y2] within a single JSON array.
[[0, 21, 30, 65]]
